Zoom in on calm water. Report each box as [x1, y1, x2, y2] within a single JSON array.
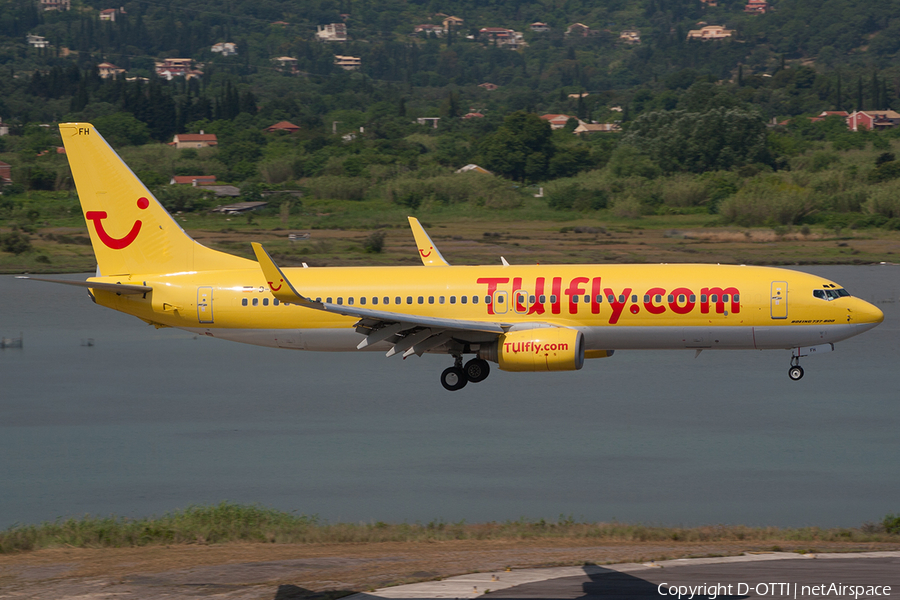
[[1, 266, 898, 529]]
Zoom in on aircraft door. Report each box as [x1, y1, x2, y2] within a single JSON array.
[[770, 281, 787, 320], [493, 290, 508, 315], [197, 286, 214, 323], [513, 290, 530, 314]]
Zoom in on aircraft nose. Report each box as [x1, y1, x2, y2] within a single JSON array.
[[851, 298, 884, 324]]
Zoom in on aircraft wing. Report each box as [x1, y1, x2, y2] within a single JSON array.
[[408, 216, 450, 266], [252, 243, 507, 357], [16, 276, 152, 295]]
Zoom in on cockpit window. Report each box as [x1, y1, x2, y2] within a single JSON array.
[[814, 288, 851, 300]]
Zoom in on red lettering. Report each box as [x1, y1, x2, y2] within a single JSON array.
[[477, 277, 509, 315], [701, 287, 741, 314], [591, 277, 602, 315], [527, 277, 546, 315], [565, 277, 589, 314], [605, 288, 632, 324], [668, 287, 695, 315], [551, 277, 562, 315], [643, 287, 666, 315]]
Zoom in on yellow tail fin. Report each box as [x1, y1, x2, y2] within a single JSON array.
[[60, 123, 253, 276]]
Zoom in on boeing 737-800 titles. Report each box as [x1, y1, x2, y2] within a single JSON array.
[[20, 123, 884, 390]]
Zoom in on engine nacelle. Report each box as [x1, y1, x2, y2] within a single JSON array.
[[481, 328, 585, 372]]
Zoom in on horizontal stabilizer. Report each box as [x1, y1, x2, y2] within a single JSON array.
[[16, 276, 152, 295]]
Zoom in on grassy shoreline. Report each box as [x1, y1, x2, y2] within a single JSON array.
[[2, 209, 899, 274], [3, 503, 899, 554]]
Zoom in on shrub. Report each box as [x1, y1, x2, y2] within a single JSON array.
[[0, 231, 33, 254], [547, 183, 608, 211], [304, 176, 369, 201], [384, 173, 522, 209], [364, 230, 385, 253], [610, 195, 642, 218], [719, 177, 816, 226], [867, 183, 900, 218], [660, 175, 708, 208], [884, 514, 900, 535], [868, 161, 900, 183]]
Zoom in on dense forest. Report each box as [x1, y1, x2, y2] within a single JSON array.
[[2, 0, 900, 243]]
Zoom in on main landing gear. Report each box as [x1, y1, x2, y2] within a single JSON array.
[[788, 355, 804, 381], [440, 356, 491, 391]]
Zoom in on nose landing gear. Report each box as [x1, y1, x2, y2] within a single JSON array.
[[788, 354, 804, 381]]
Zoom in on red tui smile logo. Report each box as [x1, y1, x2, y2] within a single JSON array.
[[419, 247, 433, 258], [86, 197, 149, 249], [268, 279, 283, 292]]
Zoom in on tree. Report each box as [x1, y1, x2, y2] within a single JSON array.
[[622, 108, 771, 174], [477, 111, 555, 182]]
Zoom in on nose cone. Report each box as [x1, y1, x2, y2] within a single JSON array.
[[850, 298, 884, 325]]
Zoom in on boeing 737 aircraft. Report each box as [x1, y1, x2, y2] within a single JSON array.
[[21, 123, 884, 390]]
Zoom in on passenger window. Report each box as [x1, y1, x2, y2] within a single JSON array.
[[540, 295, 547, 303], [418, 296, 424, 304], [572, 295, 579, 304], [372, 297, 378, 305], [386, 297, 391, 304], [711, 294, 718, 303], [461, 296, 467, 304], [734, 294, 740, 302], [678, 294, 685, 303], [450, 296, 456, 304], [348, 297, 354, 305], [252, 298, 258, 306], [607, 295, 615, 303], [407, 296, 412, 304], [316, 297, 321, 302], [429, 296, 435, 304], [242, 298, 248, 306], [360, 297, 366, 305], [631, 295, 637, 303], [722, 294, 729, 302], [584, 295, 591, 303], [472, 295, 479, 304], [595, 295, 602, 303], [689, 295, 696, 303], [327, 297, 333, 303], [667, 295, 674, 303], [700, 294, 707, 303], [263, 298, 269, 306], [439, 296, 445, 304], [486, 296, 492, 304], [551, 295, 558, 303], [337, 297, 343, 305], [274, 299, 279, 306], [644, 295, 650, 303]]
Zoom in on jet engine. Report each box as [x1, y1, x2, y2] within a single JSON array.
[[479, 328, 585, 372]]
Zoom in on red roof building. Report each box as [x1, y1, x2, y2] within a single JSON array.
[[266, 121, 301, 133], [170, 175, 217, 185], [171, 132, 218, 149]]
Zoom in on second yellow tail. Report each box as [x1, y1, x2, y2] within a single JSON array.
[[60, 123, 253, 276]]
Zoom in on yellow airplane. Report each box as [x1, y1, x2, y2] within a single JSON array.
[[21, 123, 885, 390]]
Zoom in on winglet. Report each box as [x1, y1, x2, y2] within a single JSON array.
[[251, 242, 321, 308], [408, 217, 450, 266]]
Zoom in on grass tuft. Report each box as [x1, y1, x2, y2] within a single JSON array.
[[2, 504, 900, 554]]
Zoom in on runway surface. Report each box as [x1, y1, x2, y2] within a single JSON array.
[[350, 552, 900, 600]]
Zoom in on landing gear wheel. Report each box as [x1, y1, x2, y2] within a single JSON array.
[[788, 365, 804, 381], [464, 358, 490, 383], [441, 366, 468, 391]]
